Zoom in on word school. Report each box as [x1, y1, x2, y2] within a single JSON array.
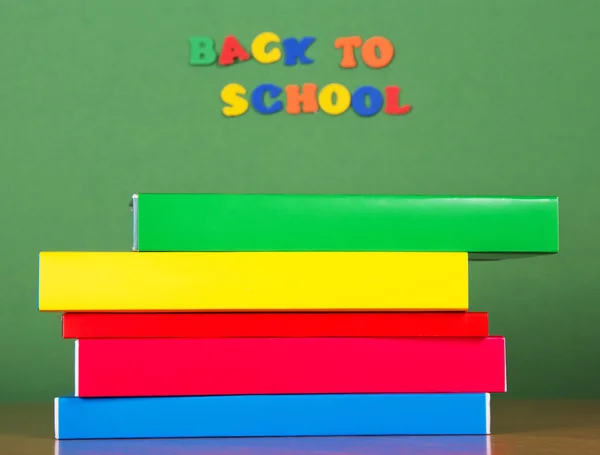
[[189, 33, 412, 117]]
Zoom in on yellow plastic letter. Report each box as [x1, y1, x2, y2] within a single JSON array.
[[220, 83, 249, 117], [318, 83, 351, 115], [251, 32, 282, 64]]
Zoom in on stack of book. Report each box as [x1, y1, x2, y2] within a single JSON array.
[[38, 194, 559, 440]]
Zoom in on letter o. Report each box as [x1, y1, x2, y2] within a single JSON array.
[[351, 86, 384, 117], [318, 83, 351, 115], [361, 37, 394, 69]]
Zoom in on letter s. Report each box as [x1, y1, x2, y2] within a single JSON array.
[[220, 83, 249, 117]]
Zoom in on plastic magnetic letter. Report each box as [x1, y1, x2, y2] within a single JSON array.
[[334, 37, 363, 68], [189, 37, 217, 65], [285, 84, 318, 114], [218, 36, 251, 66], [384, 86, 412, 115], [220, 83, 249, 117], [351, 86, 384, 117], [282, 37, 316, 66], [251, 32, 282, 64], [318, 84, 351, 115], [251, 84, 283, 114], [361, 37, 394, 69]]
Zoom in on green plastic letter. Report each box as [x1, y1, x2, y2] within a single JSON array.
[[189, 36, 217, 65]]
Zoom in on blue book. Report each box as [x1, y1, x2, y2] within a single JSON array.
[[55, 435, 492, 455], [55, 393, 490, 440]]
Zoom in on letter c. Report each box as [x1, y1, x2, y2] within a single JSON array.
[[251, 32, 282, 64], [251, 84, 283, 114]]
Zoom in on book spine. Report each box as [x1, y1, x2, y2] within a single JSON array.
[[39, 252, 468, 312], [62, 312, 489, 338], [135, 193, 559, 253], [55, 393, 490, 439], [75, 337, 506, 397]]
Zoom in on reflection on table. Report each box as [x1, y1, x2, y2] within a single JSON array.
[[55, 435, 492, 455]]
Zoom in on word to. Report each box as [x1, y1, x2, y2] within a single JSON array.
[[188, 33, 412, 117]]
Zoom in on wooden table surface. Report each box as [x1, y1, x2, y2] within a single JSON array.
[[1, 400, 599, 455]]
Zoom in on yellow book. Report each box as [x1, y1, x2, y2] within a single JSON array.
[[38, 252, 468, 312]]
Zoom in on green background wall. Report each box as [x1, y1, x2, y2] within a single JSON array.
[[1, 1, 599, 402]]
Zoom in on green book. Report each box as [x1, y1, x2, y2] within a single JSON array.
[[131, 194, 559, 258]]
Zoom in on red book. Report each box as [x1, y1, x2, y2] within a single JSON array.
[[63, 312, 489, 338], [75, 337, 506, 397]]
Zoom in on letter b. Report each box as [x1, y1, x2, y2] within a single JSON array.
[[189, 36, 217, 65]]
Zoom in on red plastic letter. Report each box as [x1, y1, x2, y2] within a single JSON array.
[[218, 36, 251, 66], [384, 86, 411, 115]]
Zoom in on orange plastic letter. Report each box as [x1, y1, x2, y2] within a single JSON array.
[[361, 37, 394, 69], [285, 83, 319, 114], [334, 36, 363, 68]]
